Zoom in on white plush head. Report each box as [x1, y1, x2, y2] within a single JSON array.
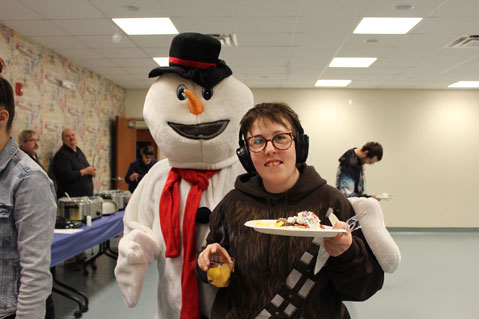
[[144, 73, 253, 169]]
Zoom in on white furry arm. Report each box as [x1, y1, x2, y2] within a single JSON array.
[[114, 176, 160, 307], [348, 197, 401, 273], [114, 229, 159, 307]]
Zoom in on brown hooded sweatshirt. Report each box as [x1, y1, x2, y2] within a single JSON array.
[[197, 164, 384, 319]]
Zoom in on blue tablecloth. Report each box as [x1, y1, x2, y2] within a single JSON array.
[[51, 210, 124, 267]]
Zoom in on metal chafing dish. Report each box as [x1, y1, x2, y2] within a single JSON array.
[[95, 190, 131, 211], [57, 196, 103, 222], [57, 197, 89, 221], [80, 196, 104, 220]]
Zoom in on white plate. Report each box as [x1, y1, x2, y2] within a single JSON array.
[[376, 192, 394, 200], [244, 220, 346, 238]]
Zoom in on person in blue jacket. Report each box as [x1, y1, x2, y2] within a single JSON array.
[[124, 145, 158, 193], [0, 57, 57, 319]]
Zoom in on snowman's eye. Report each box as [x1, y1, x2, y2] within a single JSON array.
[[177, 87, 187, 100], [202, 88, 213, 100]]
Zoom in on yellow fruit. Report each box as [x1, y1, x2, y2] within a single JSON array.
[[208, 263, 231, 287], [207, 267, 221, 280]]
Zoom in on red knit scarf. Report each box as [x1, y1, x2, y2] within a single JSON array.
[[159, 168, 218, 319]]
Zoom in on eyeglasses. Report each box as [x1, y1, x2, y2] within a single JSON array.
[[27, 138, 40, 143], [246, 132, 294, 153]]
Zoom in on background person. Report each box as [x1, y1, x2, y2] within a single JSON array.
[[18, 129, 42, 168], [197, 102, 384, 319], [52, 128, 96, 197], [336, 141, 383, 199], [124, 145, 157, 193], [0, 58, 57, 319]]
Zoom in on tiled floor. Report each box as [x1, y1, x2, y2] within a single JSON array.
[[53, 232, 479, 319]]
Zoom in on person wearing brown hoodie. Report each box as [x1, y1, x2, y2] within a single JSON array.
[[197, 102, 384, 319]]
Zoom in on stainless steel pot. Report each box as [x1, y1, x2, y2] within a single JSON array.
[[95, 190, 131, 210], [57, 197, 89, 221]]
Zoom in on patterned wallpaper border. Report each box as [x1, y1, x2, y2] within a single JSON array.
[[0, 23, 126, 192]]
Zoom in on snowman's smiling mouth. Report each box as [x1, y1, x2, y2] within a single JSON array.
[[168, 120, 230, 140]]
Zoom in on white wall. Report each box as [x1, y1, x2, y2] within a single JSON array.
[[125, 89, 148, 118], [125, 87, 479, 228]]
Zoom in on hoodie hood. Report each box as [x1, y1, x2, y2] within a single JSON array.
[[234, 164, 327, 206]]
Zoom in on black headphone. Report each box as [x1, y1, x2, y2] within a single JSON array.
[[236, 125, 309, 174]]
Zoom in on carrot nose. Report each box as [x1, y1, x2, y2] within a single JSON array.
[[183, 89, 204, 115]]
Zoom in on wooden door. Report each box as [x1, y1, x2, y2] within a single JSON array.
[[115, 116, 137, 190]]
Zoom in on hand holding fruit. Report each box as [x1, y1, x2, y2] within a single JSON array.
[[198, 243, 235, 287], [207, 262, 233, 287]]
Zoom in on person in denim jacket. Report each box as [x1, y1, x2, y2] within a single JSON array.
[[0, 58, 57, 319]]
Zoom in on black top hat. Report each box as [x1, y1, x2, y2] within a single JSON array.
[[148, 32, 232, 88]]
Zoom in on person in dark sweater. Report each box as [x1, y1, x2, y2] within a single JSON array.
[[336, 142, 383, 198], [52, 128, 96, 197], [197, 102, 384, 319], [124, 145, 158, 193]]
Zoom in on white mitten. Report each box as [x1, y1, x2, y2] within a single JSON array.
[[348, 197, 401, 273], [114, 230, 159, 307]]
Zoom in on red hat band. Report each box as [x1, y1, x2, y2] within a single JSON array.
[[169, 57, 217, 69]]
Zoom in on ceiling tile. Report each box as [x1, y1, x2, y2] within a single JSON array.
[[54, 48, 102, 59], [171, 17, 236, 34], [19, 0, 104, 19], [94, 47, 148, 58], [109, 58, 158, 68], [0, 0, 42, 20], [299, 0, 372, 18], [237, 33, 294, 46], [414, 17, 479, 36], [364, 0, 446, 17], [3, 20, 66, 36], [129, 35, 175, 48], [123, 66, 154, 78], [160, 0, 232, 17], [1, 0, 478, 89], [52, 19, 118, 36], [95, 67, 131, 76], [431, 0, 479, 18], [142, 47, 169, 57], [235, 17, 298, 33], [30, 36, 87, 49], [70, 58, 118, 68], [89, 0, 167, 18], [76, 35, 137, 48]]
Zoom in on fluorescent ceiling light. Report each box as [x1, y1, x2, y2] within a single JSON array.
[[315, 80, 351, 87], [153, 57, 169, 66], [448, 81, 479, 88], [329, 57, 377, 68], [354, 17, 422, 34], [112, 18, 178, 35]]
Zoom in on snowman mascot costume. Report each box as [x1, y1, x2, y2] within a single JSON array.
[[115, 32, 401, 319], [114, 33, 253, 319]]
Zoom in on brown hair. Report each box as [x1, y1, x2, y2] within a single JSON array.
[[361, 141, 383, 160], [240, 102, 302, 138], [0, 58, 15, 132], [18, 129, 37, 143]]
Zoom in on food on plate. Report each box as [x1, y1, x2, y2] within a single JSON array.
[[276, 211, 325, 229]]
